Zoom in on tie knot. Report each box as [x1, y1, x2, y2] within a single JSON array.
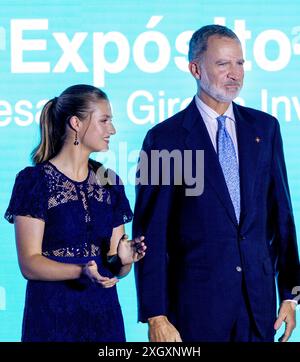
[[217, 115, 227, 129]]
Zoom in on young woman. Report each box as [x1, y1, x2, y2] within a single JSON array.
[[4, 84, 146, 342]]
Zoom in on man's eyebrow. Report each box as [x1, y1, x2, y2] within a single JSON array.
[[215, 58, 245, 63]]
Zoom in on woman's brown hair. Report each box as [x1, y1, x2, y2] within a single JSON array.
[[31, 84, 108, 164]]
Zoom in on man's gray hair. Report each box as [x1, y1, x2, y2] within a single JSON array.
[[188, 25, 240, 62]]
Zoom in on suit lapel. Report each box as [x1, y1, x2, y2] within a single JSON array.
[[183, 99, 238, 226], [234, 103, 261, 228]]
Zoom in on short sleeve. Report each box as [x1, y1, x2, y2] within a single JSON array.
[[4, 166, 47, 224], [108, 170, 133, 228]]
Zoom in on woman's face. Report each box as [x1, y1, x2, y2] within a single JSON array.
[[80, 100, 116, 152]]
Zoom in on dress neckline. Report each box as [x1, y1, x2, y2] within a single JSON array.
[[46, 161, 91, 184]]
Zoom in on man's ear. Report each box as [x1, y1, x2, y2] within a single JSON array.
[[68, 115, 81, 131], [188, 62, 201, 80]]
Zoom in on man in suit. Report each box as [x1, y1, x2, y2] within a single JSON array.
[[133, 25, 300, 342]]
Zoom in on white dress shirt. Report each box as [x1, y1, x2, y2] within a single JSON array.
[[194, 95, 239, 163]]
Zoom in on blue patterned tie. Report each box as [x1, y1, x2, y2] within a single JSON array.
[[216, 115, 240, 222]]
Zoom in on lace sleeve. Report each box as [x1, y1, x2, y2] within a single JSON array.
[[4, 166, 47, 223], [108, 170, 133, 228]]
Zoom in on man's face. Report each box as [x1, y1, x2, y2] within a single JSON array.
[[198, 35, 244, 103]]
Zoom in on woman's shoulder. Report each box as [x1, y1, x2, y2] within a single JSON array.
[[4, 163, 48, 223], [15, 163, 45, 181], [12, 163, 49, 194]]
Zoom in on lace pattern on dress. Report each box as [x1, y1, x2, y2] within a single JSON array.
[[87, 171, 111, 204], [41, 163, 113, 258], [44, 164, 79, 209], [44, 163, 111, 211], [42, 243, 101, 258]]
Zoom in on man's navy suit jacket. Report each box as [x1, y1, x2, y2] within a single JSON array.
[[133, 98, 300, 341]]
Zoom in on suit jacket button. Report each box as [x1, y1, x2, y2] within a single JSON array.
[[236, 266, 242, 272], [239, 235, 246, 240]]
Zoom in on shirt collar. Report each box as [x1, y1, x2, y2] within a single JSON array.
[[195, 94, 235, 123]]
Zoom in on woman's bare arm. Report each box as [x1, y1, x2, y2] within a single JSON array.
[[15, 215, 83, 281], [108, 225, 132, 278]]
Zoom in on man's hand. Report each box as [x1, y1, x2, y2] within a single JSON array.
[[274, 300, 297, 342], [148, 315, 182, 342]]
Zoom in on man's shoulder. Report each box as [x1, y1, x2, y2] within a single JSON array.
[[151, 107, 187, 133], [143, 107, 188, 149], [234, 103, 278, 125]]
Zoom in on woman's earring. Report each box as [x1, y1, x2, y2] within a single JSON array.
[[74, 131, 79, 146]]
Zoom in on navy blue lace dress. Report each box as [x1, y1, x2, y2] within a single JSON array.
[[4, 160, 133, 342]]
